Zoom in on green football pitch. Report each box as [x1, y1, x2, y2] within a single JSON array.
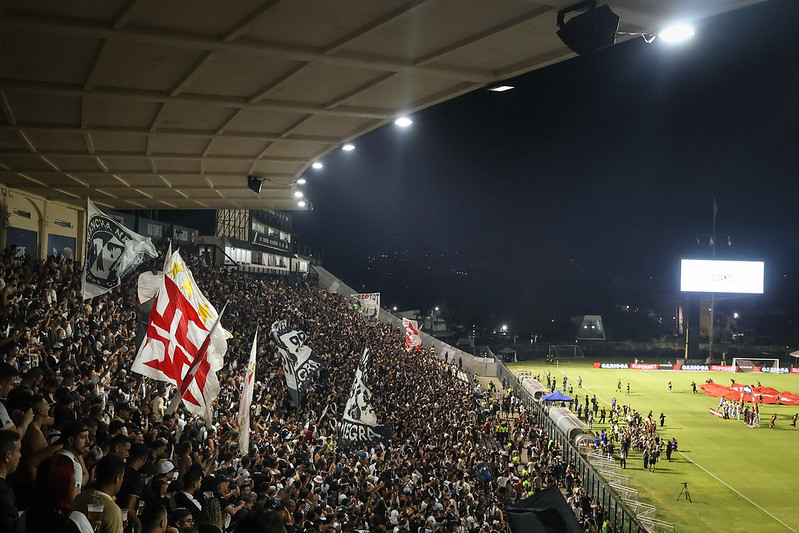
[[506, 361, 799, 533]]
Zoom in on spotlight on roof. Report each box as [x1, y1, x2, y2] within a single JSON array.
[[394, 116, 413, 128], [247, 175, 263, 194], [294, 191, 304, 198], [658, 23, 695, 43], [312, 162, 323, 170], [556, 0, 619, 56], [342, 143, 355, 151], [297, 200, 306, 208], [297, 178, 306, 185], [488, 85, 515, 92]]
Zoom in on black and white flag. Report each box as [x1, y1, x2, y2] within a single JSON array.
[[271, 319, 324, 407], [82, 198, 158, 299], [340, 347, 391, 448]]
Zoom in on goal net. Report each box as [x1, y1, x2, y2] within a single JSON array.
[[732, 357, 779, 373], [548, 345, 585, 359]]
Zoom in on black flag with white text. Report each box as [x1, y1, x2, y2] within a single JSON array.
[[340, 347, 391, 448]]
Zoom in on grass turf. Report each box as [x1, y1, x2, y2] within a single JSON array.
[[506, 361, 799, 533]]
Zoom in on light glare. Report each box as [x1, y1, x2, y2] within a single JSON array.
[[659, 23, 695, 43], [342, 143, 355, 151], [297, 200, 306, 207], [297, 178, 306, 185], [394, 117, 413, 127], [488, 85, 515, 92], [312, 162, 323, 169]]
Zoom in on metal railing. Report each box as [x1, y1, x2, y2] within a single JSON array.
[[498, 363, 653, 533]]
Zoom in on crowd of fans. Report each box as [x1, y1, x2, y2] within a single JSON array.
[[0, 248, 537, 533]]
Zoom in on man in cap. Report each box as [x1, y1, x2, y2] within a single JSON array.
[[56, 419, 89, 488]]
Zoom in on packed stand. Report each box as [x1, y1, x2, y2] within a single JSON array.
[[0, 249, 522, 533]]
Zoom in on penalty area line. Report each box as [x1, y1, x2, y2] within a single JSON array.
[[677, 452, 796, 532]]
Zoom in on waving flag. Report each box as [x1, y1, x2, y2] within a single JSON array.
[[132, 250, 229, 426], [403, 318, 421, 351], [238, 332, 258, 454], [340, 347, 391, 448], [82, 198, 158, 299], [271, 319, 324, 407]]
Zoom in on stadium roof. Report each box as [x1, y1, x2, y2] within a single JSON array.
[[0, 0, 763, 212]]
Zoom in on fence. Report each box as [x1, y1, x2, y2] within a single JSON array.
[[497, 364, 653, 533]]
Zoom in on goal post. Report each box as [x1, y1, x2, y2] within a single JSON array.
[[548, 345, 585, 359], [732, 357, 779, 373]]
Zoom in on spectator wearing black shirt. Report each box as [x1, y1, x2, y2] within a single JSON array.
[[0, 429, 22, 531], [118, 442, 148, 532]]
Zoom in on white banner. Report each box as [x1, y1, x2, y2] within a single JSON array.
[[82, 198, 158, 299], [353, 292, 380, 320]]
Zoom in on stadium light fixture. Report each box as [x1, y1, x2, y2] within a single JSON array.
[[297, 178, 306, 185], [394, 116, 413, 128], [297, 200, 306, 207], [488, 85, 515, 92], [659, 23, 695, 43], [312, 162, 323, 169], [342, 143, 355, 152], [294, 191, 304, 198]]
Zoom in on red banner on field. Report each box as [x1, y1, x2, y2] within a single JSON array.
[[700, 382, 799, 405]]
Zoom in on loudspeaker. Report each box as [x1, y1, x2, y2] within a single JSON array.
[[557, 1, 619, 56], [247, 175, 262, 194]]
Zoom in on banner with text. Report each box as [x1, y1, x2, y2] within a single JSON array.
[[353, 292, 380, 320], [271, 319, 324, 407], [340, 347, 391, 448]]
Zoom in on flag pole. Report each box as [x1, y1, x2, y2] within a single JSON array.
[[167, 301, 228, 414]]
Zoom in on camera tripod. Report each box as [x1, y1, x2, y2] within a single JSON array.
[[676, 482, 692, 503]]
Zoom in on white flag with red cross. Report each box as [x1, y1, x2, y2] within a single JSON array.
[[132, 250, 229, 426]]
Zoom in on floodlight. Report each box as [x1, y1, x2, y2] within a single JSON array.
[[297, 200, 306, 207], [556, 0, 619, 55], [488, 85, 515, 92], [342, 144, 355, 152], [394, 117, 413, 127], [294, 191, 304, 198], [297, 178, 306, 185], [312, 162, 323, 169], [659, 23, 695, 43], [247, 175, 262, 194]]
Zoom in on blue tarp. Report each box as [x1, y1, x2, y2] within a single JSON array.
[[541, 391, 573, 402]]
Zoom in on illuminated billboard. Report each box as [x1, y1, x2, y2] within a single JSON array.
[[680, 259, 764, 294]]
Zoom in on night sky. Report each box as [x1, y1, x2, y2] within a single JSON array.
[[291, 0, 799, 339]]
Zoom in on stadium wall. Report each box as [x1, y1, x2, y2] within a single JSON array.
[[313, 265, 497, 377]]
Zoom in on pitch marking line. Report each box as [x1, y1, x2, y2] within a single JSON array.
[[677, 452, 796, 532]]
